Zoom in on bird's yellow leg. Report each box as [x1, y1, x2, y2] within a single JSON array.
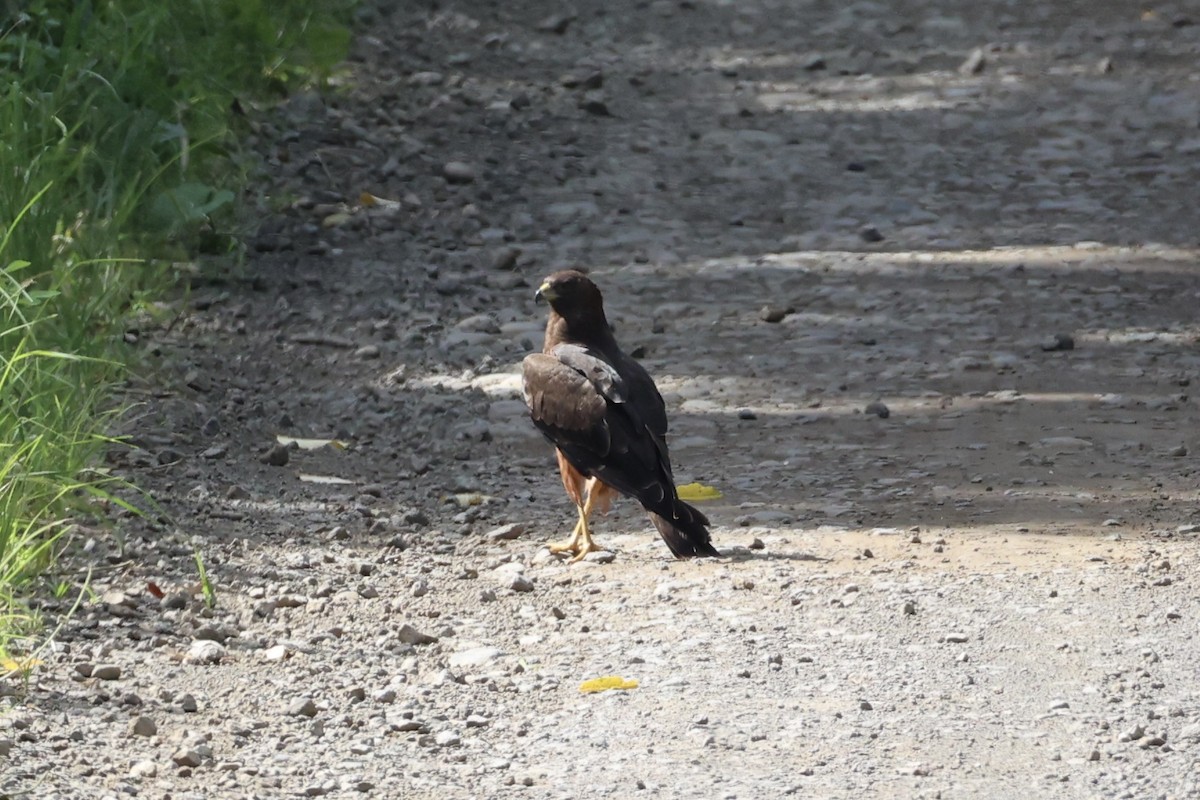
[[548, 506, 587, 554], [568, 510, 598, 563], [565, 483, 607, 561], [548, 482, 607, 560]]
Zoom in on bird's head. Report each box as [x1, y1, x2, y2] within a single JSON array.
[[534, 270, 607, 327]]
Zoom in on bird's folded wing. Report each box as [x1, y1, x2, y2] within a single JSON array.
[[522, 352, 614, 451]]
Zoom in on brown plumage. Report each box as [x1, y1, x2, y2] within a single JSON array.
[[521, 270, 720, 560]]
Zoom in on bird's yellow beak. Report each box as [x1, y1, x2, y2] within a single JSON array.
[[535, 281, 556, 303]]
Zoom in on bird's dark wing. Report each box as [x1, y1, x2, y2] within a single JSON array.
[[522, 344, 670, 503]]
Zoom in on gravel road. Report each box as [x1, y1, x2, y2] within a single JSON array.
[[3, 1, 1200, 798]]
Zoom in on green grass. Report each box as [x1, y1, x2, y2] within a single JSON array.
[[0, 0, 353, 665]]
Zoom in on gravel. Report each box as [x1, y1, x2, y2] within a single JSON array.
[[4, 1, 1200, 798]]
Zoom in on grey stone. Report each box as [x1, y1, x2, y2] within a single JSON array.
[[434, 730, 462, 747], [186, 639, 225, 665], [864, 401, 890, 419], [130, 716, 157, 738], [261, 443, 290, 466], [288, 698, 319, 718], [92, 664, 122, 681], [759, 306, 792, 323], [397, 624, 438, 645], [443, 162, 476, 183], [486, 523, 525, 541]]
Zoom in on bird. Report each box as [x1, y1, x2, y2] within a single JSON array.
[[521, 269, 720, 561]]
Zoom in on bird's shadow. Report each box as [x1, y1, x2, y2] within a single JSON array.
[[720, 547, 832, 564]]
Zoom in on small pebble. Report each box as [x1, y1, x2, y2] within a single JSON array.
[[580, 98, 611, 116], [186, 639, 225, 665], [759, 305, 793, 323], [1040, 333, 1075, 352], [443, 162, 476, 183], [261, 443, 290, 466], [486, 523, 525, 541], [264, 644, 290, 662], [289, 698, 319, 718], [92, 664, 122, 681], [864, 401, 890, 419], [435, 730, 462, 747], [1118, 724, 1144, 742], [492, 247, 521, 271], [129, 716, 157, 738], [397, 624, 438, 645]]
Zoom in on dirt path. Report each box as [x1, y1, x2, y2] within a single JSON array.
[[5, 1, 1200, 798]]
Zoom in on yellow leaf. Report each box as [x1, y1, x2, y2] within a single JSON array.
[[2, 656, 42, 673], [276, 435, 349, 451], [676, 482, 723, 501], [322, 211, 352, 228], [579, 675, 639, 693], [446, 493, 497, 508]]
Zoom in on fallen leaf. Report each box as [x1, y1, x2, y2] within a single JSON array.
[[298, 473, 355, 485], [676, 482, 723, 501], [276, 435, 349, 451], [146, 581, 165, 599], [2, 656, 42, 673], [579, 675, 639, 693], [446, 492, 498, 507], [359, 192, 403, 211]]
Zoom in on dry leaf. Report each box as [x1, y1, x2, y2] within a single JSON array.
[[579, 675, 639, 693], [360, 192, 402, 211], [446, 492, 497, 508]]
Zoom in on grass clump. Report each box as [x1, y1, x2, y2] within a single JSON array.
[[0, 0, 353, 664]]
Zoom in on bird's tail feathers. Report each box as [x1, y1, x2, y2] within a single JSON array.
[[649, 499, 719, 558]]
